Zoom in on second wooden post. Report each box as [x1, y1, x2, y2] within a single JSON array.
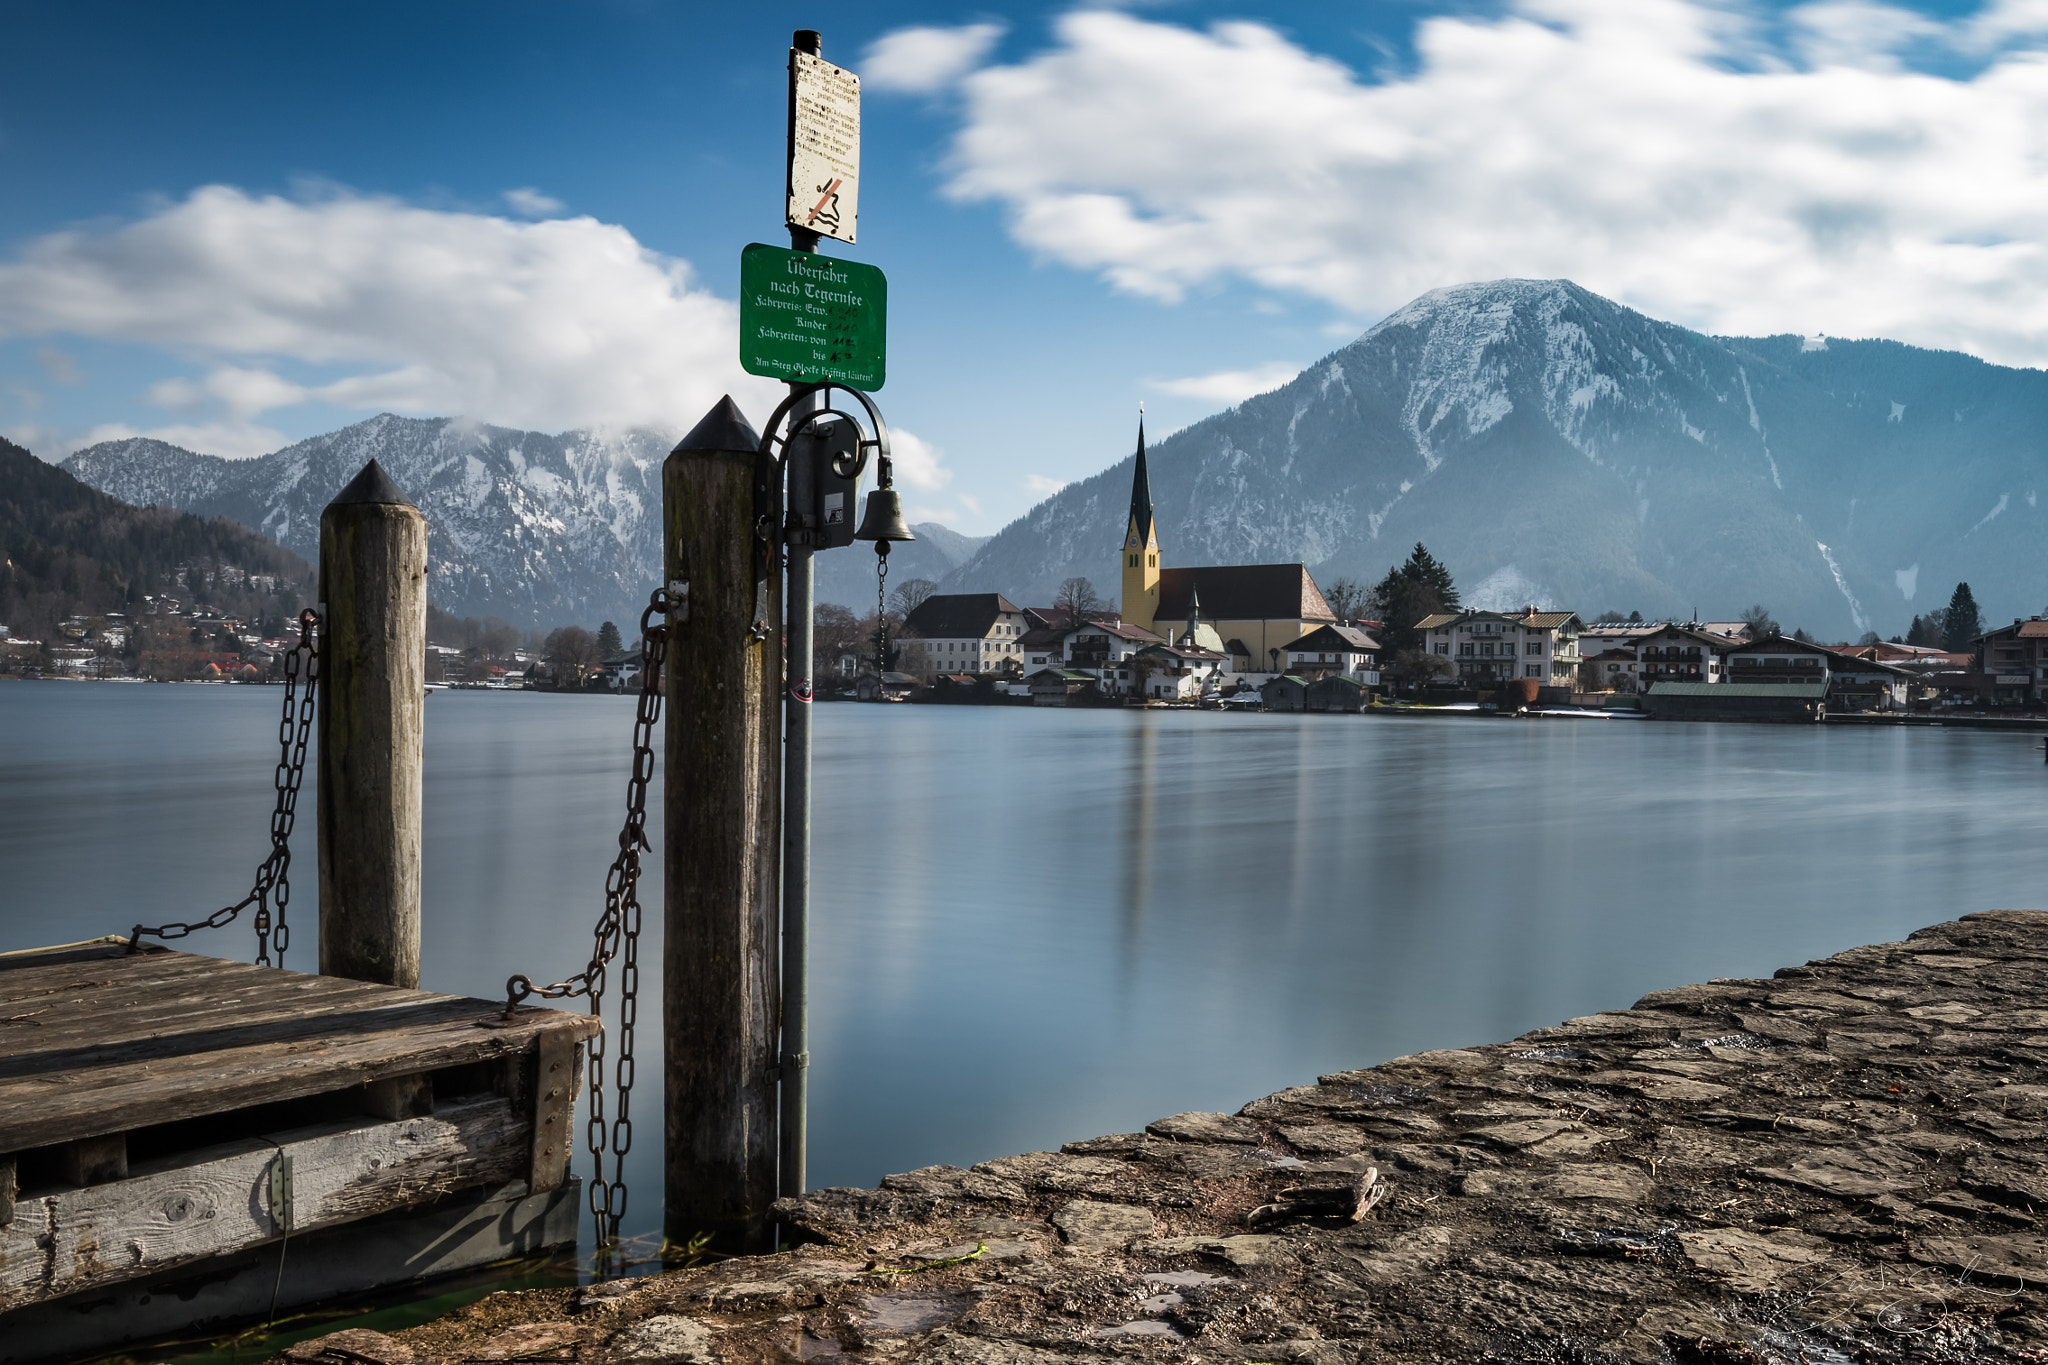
[[317, 459, 428, 989], [664, 397, 782, 1251]]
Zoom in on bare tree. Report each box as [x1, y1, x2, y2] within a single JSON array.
[[1055, 576, 1104, 624], [1739, 604, 1780, 639], [890, 577, 939, 617], [1323, 576, 1366, 624], [544, 625, 601, 689]]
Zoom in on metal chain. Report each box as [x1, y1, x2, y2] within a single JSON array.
[[129, 608, 320, 965], [502, 585, 666, 1248], [875, 549, 890, 678]]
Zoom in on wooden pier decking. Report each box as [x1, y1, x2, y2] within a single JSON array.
[[0, 938, 599, 1352]]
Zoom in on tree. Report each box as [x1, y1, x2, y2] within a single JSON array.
[[1382, 647, 1452, 694], [597, 620, 624, 659], [1905, 612, 1943, 648], [1942, 582, 1983, 651], [1792, 627, 1816, 643], [1055, 576, 1104, 624], [1739, 604, 1779, 639], [1593, 610, 1632, 624], [1367, 544, 1460, 653], [1857, 631, 1882, 647], [890, 578, 938, 617], [544, 625, 601, 688], [813, 602, 862, 680], [1323, 576, 1367, 624]]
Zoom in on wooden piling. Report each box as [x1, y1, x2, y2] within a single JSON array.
[[317, 459, 428, 989], [663, 398, 781, 1252]]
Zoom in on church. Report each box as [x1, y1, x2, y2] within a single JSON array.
[[1118, 421, 1337, 674]]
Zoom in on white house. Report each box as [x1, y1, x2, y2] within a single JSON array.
[[1414, 609, 1583, 687]]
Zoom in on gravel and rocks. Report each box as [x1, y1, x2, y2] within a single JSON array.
[[276, 911, 2048, 1364]]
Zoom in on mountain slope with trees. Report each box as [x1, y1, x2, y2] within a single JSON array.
[[0, 436, 312, 646]]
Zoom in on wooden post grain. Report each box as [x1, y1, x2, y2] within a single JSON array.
[[317, 459, 428, 989], [664, 397, 781, 1252]]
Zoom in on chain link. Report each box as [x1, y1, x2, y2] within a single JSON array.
[[874, 549, 890, 678], [130, 608, 320, 965], [501, 585, 666, 1248]]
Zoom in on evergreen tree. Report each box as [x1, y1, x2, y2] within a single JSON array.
[[596, 620, 624, 659], [1941, 583, 1983, 651], [1905, 612, 1943, 648], [1367, 544, 1461, 652]]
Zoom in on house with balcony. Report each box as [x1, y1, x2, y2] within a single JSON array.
[[1414, 608, 1583, 688], [1973, 618, 2048, 705], [1279, 623, 1381, 685], [1633, 625, 1741, 688]]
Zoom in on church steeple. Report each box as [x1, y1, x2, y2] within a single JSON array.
[[1180, 581, 1202, 647], [1128, 417, 1153, 546], [1120, 411, 1160, 628]]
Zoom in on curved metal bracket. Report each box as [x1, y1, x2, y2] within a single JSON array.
[[755, 381, 894, 488]]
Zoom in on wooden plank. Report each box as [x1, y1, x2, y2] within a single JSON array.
[[0, 975, 410, 1068], [0, 995, 484, 1087], [57, 1134, 125, 1186], [528, 1031, 575, 1193], [0, 1009, 596, 1151], [0, 1156, 13, 1226], [0, 1097, 528, 1311]]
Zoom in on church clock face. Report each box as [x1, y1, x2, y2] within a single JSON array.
[[1126, 533, 1140, 549]]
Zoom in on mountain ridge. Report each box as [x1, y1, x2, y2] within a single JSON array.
[[938, 279, 2048, 638], [61, 418, 987, 627]]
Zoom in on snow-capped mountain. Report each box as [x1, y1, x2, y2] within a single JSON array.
[[62, 415, 989, 627], [943, 279, 2048, 639]]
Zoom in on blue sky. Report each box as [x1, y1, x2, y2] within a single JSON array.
[[6, 0, 2048, 533]]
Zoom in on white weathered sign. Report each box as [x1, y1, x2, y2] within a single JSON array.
[[788, 49, 860, 244]]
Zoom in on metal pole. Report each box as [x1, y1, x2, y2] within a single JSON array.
[[316, 459, 426, 988], [779, 25, 824, 1211]]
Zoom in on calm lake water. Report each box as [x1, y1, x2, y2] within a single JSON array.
[[4, 681, 2045, 1259]]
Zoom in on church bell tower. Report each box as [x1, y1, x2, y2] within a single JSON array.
[[1120, 416, 1160, 629]]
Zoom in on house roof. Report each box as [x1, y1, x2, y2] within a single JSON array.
[[903, 593, 1020, 639], [1155, 565, 1334, 623], [1026, 666, 1094, 683], [1138, 641, 1226, 661], [1635, 624, 1744, 648], [1016, 626, 1070, 650], [1976, 618, 2048, 641], [1586, 648, 1637, 662], [1414, 609, 1581, 631], [1064, 620, 1165, 644], [1727, 634, 1835, 656], [1283, 623, 1382, 654], [1022, 606, 1119, 631]]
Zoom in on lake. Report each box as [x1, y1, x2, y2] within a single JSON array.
[[3, 681, 2044, 1257]]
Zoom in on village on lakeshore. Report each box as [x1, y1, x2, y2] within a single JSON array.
[[10, 421, 2045, 724]]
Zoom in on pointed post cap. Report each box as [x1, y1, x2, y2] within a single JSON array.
[[673, 396, 760, 455], [328, 458, 415, 508]]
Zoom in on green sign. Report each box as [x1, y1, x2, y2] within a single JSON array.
[[738, 242, 886, 390]]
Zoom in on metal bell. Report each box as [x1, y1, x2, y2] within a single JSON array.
[[854, 488, 916, 544]]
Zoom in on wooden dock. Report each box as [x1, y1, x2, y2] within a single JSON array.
[[0, 939, 599, 1360]]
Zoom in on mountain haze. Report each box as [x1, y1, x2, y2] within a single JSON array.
[[944, 280, 2048, 639]]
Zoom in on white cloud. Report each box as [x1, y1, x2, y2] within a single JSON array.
[[1153, 362, 1300, 404], [0, 185, 779, 453], [1023, 473, 1068, 497], [940, 2, 2048, 365], [888, 426, 953, 491], [864, 23, 1006, 94], [504, 187, 566, 217]]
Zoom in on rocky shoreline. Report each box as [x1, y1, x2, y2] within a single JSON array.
[[280, 911, 2048, 1365]]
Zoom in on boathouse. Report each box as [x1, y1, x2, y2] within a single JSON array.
[[1641, 680, 1826, 722]]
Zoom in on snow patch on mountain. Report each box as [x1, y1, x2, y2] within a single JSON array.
[[1968, 494, 2009, 536], [1816, 542, 1869, 634], [1466, 565, 1558, 613], [1896, 564, 1919, 601]]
